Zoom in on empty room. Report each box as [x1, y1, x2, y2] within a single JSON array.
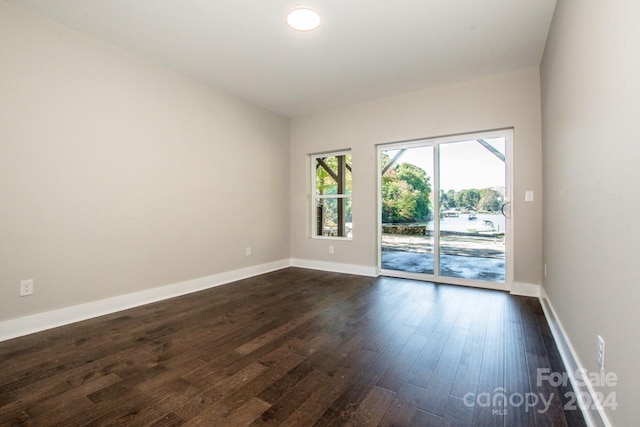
[[0, 1, 637, 426]]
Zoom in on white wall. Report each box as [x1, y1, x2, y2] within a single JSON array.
[[0, 1, 290, 322], [290, 68, 543, 287], [541, 1, 640, 425]]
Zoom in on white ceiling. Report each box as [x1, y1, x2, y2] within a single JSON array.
[[8, 0, 557, 117]]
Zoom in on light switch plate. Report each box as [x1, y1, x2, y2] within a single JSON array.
[[525, 190, 534, 202]]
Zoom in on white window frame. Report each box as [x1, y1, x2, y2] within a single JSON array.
[[311, 150, 352, 240]]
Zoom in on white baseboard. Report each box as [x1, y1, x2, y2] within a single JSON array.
[[539, 287, 612, 427], [290, 258, 378, 277], [0, 259, 291, 343], [510, 281, 540, 297]]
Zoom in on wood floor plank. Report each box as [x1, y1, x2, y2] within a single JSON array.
[[345, 385, 395, 426], [149, 412, 185, 427], [376, 333, 428, 393], [471, 294, 506, 427], [252, 369, 330, 426], [405, 331, 448, 388], [257, 341, 333, 405], [25, 373, 128, 426], [415, 326, 469, 416], [221, 397, 271, 427], [314, 341, 403, 426], [185, 352, 305, 424], [449, 292, 490, 400], [362, 302, 416, 352], [172, 361, 269, 421], [520, 298, 547, 357], [379, 382, 429, 426], [404, 300, 435, 327], [178, 337, 307, 418], [533, 303, 588, 427], [504, 314, 535, 427], [235, 310, 323, 355], [413, 409, 444, 426], [316, 331, 377, 378], [443, 396, 475, 427], [525, 352, 569, 427], [0, 268, 585, 427], [278, 365, 357, 427]]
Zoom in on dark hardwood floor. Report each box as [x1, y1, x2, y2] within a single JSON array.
[[0, 268, 586, 426]]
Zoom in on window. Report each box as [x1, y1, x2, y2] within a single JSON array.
[[312, 151, 352, 239]]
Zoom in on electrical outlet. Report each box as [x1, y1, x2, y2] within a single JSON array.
[[20, 279, 34, 297], [597, 335, 605, 369], [245, 247, 252, 256], [329, 245, 334, 254]]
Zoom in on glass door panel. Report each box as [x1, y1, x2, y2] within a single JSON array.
[[438, 138, 506, 282], [380, 146, 435, 274]]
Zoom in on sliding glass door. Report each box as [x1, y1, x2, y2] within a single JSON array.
[[379, 130, 512, 290]]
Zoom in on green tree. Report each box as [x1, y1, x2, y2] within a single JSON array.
[[477, 188, 503, 212], [455, 189, 481, 210], [315, 154, 352, 196], [381, 156, 432, 223], [440, 189, 457, 209]]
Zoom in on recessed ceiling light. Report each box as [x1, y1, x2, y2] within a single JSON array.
[[287, 7, 321, 32]]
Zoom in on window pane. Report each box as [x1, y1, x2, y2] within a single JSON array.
[[315, 197, 352, 238], [315, 154, 352, 196]]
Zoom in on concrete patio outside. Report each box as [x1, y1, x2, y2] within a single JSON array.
[[381, 234, 506, 282]]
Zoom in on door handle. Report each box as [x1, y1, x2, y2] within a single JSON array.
[[501, 202, 511, 218]]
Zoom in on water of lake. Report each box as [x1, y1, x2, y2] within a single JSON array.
[[430, 213, 506, 233]]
